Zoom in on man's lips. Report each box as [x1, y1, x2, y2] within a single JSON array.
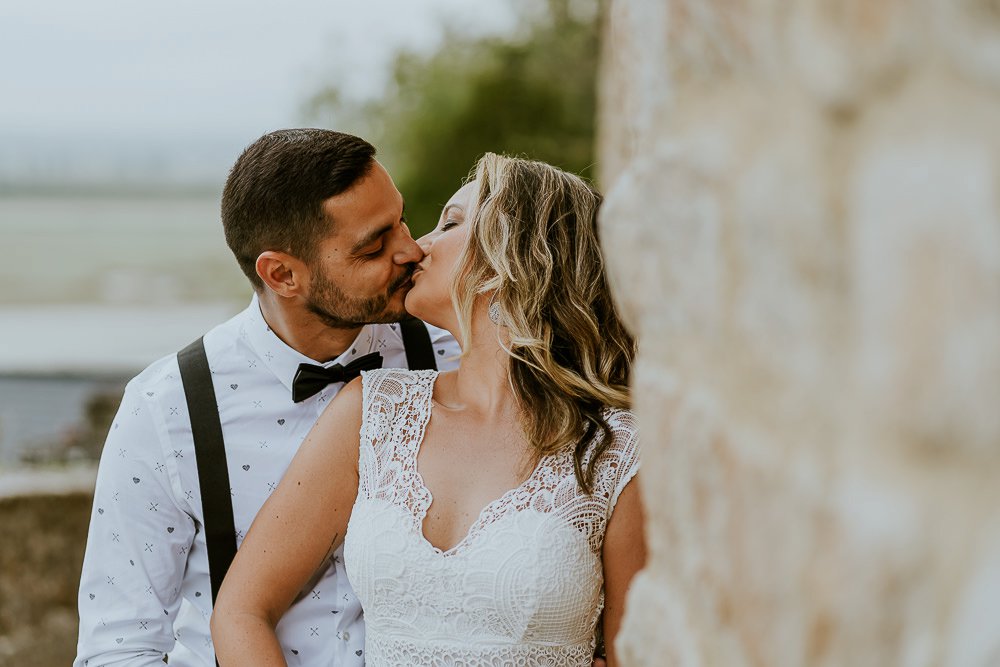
[[393, 272, 415, 292]]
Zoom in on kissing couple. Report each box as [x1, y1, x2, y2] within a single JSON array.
[[76, 129, 644, 666]]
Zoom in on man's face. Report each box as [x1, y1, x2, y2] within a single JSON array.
[[304, 161, 422, 328]]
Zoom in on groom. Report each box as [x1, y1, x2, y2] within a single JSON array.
[[74, 129, 460, 666]]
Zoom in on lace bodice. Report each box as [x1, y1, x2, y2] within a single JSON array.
[[344, 369, 640, 666]]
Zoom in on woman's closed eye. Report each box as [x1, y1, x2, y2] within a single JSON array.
[[440, 219, 461, 232]]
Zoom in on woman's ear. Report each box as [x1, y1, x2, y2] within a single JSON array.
[[255, 251, 310, 298]]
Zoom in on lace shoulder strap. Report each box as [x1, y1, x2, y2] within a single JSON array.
[[592, 408, 641, 521], [360, 368, 412, 444], [358, 368, 436, 500]]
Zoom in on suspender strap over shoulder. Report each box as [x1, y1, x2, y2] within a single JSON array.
[[177, 337, 238, 608], [176, 322, 430, 608], [399, 317, 438, 371]]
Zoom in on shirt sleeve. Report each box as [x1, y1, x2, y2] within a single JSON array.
[[74, 377, 196, 667]]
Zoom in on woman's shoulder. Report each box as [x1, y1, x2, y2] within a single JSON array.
[[362, 367, 438, 387], [589, 407, 640, 508], [360, 367, 438, 409], [570, 407, 638, 464], [602, 407, 640, 450]]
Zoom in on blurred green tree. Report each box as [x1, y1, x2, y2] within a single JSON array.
[[305, 0, 601, 235]]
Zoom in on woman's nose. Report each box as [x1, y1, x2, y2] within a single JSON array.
[[415, 231, 435, 255]]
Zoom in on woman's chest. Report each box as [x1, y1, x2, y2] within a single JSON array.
[[344, 498, 603, 637], [415, 410, 539, 548]]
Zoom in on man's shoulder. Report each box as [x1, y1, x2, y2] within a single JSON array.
[[360, 320, 448, 368], [422, 321, 454, 344], [127, 304, 249, 395], [370, 319, 455, 345], [127, 351, 181, 395], [422, 322, 460, 371]]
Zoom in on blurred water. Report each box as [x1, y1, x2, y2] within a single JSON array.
[[0, 374, 126, 465], [0, 302, 245, 465]]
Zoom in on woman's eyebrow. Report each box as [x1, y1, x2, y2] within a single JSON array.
[[442, 204, 464, 219]]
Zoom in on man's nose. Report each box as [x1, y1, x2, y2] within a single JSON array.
[[395, 233, 425, 265]]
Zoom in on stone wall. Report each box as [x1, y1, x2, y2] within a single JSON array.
[[0, 469, 96, 667], [598, 1, 1000, 665]]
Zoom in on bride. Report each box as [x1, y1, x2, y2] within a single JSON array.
[[211, 153, 645, 666]]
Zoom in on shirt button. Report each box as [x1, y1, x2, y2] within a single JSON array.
[[342, 631, 350, 642]]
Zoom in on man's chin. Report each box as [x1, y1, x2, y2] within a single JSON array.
[[306, 274, 414, 328], [307, 298, 407, 328], [371, 307, 410, 324], [371, 292, 411, 324], [385, 281, 415, 319]]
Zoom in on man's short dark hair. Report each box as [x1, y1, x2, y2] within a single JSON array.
[[221, 128, 377, 290]]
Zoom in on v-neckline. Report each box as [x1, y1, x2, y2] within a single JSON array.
[[409, 370, 547, 557]]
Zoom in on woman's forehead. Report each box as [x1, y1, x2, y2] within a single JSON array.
[[445, 180, 478, 210]]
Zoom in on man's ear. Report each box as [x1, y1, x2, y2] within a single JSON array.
[[255, 251, 309, 298]]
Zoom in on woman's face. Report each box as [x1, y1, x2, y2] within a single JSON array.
[[405, 181, 478, 331]]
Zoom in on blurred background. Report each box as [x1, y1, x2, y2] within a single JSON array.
[[5, 1, 998, 663], [0, 0, 599, 661], [0, 0, 599, 469]]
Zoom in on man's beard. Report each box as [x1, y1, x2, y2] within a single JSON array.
[[305, 264, 413, 329]]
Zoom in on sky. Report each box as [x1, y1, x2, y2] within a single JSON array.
[[0, 0, 518, 184]]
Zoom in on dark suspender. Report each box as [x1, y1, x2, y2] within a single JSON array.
[[176, 321, 436, 615], [177, 337, 237, 609], [398, 317, 438, 371]]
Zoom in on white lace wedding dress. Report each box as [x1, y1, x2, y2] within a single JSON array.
[[344, 369, 640, 666]]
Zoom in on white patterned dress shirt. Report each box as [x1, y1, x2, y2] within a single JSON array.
[[75, 295, 460, 667]]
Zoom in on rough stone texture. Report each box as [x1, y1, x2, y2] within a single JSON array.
[[0, 472, 95, 667], [598, 1, 1000, 665]]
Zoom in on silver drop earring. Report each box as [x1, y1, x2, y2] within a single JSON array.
[[488, 296, 502, 325]]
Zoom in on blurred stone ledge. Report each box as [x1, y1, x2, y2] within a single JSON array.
[[0, 464, 97, 500], [0, 467, 96, 666]]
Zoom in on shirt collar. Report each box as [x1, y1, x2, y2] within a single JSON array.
[[239, 293, 380, 395]]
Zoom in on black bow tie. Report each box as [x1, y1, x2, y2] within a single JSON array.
[[291, 352, 383, 403]]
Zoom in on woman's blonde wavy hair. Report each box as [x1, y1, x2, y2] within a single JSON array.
[[451, 153, 635, 493]]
